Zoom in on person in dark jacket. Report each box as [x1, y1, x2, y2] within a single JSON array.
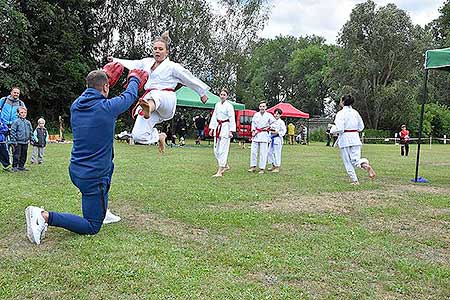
[[0, 116, 10, 171], [31, 117, 49, 164], [10, 106, 33, 171], [25, 68, 148, 245]]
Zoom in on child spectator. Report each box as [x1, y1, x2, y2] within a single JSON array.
[[31, 117, 49, 164], [0, 116, 11, 171], [10, 107, 32, 171]]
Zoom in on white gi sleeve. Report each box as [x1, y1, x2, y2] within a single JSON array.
[[279, 120, 287, 137], [331, 111, 344, 134], [228, 103, 236, 132], [209, 104, 218, 129], [172, 63, 209, 96], [356, 111, 365, 132]]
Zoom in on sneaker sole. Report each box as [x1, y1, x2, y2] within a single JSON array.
[[103, 217, 121, 224], [25, 207, 35, 244]]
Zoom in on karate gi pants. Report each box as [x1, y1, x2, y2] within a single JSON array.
[[132, 91, 177, 144], [268, 139, 283, 167], [250, 141, 269, 169], [214, 137, 231, 168], [47, 165, 114, 235], [340, 145, 368, 182]]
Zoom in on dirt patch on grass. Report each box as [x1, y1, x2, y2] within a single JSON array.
[[253, 190, 400, 215], [393, 184, 450, 195], [116, 204, 226, 244], [271, 223, 330, 233]]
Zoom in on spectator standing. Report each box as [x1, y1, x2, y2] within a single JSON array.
[[0, 116, 10, 171], [326, 123, 332, 146], [31, 118, 49, 164], [0, 87, 26, 128], [10, 107, 33, 171], [194, 115, 206, 145], [399, 124, 410, 156], [287, 122, 295, 144]]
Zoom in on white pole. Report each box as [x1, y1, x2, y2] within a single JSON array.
[[395, 132, 398, 145], [429, 135, 432, 149], [362, 132, 365, 144], [444, 135, 447, 144]]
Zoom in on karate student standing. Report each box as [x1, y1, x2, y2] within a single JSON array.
[[330, 95, 376, 185], [267, 108, 286, 173], [209, 88, 236, 177], [248, 101, 275, 174]]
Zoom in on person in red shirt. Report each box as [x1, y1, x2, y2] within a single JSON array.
[[399, 124, 410, 156]]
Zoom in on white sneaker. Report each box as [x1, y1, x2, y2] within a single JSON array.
[[25, 206, 47, 245], [103, 209, 121, 224]]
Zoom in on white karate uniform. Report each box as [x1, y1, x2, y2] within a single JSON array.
[[268, 118, 286, 167], [113, 57, 209, 143], [209, 101, 236, 167], [330, 105, 369, 182], [250, 111, 275, 169]]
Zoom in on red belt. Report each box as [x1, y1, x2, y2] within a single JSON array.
[[253, 127, 269, 137], [216, 119, 230, 139], [141, 88, 175, 100], [344, 129, 359, 132], [131, 88, 175, 118]]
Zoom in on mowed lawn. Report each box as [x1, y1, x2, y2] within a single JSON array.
[[0, 141, 449, 300]]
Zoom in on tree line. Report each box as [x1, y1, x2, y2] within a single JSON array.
[[1, 0, 450, 135]]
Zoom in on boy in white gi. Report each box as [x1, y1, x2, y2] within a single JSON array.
[[209, 88, 236, 177], [108, 31, 209, 149], [267, 108, 286, 173], [330, 95, 376, 185], [248, 101, 275, 174]]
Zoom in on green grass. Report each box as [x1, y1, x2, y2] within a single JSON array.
[[0, 141, 449, 299]]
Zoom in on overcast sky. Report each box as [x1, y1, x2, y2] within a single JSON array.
[[256, 0, 445, 44]]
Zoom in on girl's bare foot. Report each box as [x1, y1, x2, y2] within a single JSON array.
[[158, 133, 167, 153]]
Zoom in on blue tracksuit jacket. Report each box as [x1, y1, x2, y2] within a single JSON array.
[[69, 78, 139, 179]]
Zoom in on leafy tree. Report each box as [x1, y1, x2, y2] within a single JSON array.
[[0, 0, 33, 94], [236, 35, 328, 111], [330, 0, 432, 129], [0, 0, 107, 123], [410, 102, 450, 137], [288, 44, 333, 115]]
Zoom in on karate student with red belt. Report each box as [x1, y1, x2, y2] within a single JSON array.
[[209, 88, 236, 177], [248, 101, 275, 174], [330, 95, 376, 185], [108, 31, 209, 151]]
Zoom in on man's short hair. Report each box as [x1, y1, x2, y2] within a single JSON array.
[[11, 87, 20, 92], [86, 70, 108, 90], [259, 101, 267, 106], [17, 106, 27, 113], [274, 108, 283, 115]]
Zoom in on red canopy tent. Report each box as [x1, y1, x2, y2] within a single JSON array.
[[266, 102, 310, 118]]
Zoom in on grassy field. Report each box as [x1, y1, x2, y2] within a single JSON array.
[[0, 141, 449, 300]]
